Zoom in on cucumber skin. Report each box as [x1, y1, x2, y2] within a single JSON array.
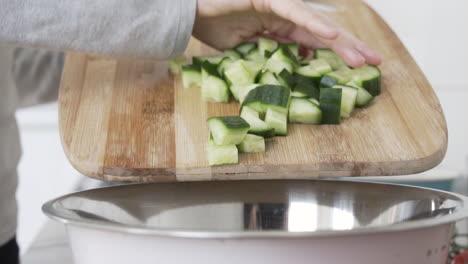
[[208, 116, 250, 145], [242, 85, 291, 115], [293, 73, 320, 100], [319, 88, 342, 124], [277, 69, 296, 89], [362, 73, 381, 96], [320, 74, 339, 88], [208, 116, 250, 130]]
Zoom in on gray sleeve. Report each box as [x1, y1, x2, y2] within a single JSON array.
[[0, 0, 196, 60]]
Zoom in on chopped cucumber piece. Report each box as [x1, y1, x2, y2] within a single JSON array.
[[169, 56, 187, 74], [314, 49, 349, 71], [208, 140, 238, 166], [224, 49, 243, 60], [293, 74, 320, 100], [258, 70, 281, 85], [319, 88, 342, 124], [242, 85, 291, 117], [264, 45, 298, 74], [352, 65, 382, 96], [208, 116, 250, 145], [286, 44, 299, 59], [235, 42, 257, 56], [265, 108, 288, 136], [333, 85, 358, 118], [303, 59, 333, 75], [193, 56, 225, 67], [309, 98, 320, 106], [217, 57, 234, 77], [224, 60, 255, 86], [291, 90, 308, 98], [242, 60, 264, 78], [295, 65, 322, 83], [320, 69, 354, 88], [258, 37, 278, 58], [289, 98, 322, 124], [277, 69, 296, 89], [181, 64, 201, 89], [347, 81, 374, 107], [237, 84, 261, 103], [245, 48, 266, 62], [240, 106, 275, 138], [237, 134, 266, 153], [201, 61, 229, 102]]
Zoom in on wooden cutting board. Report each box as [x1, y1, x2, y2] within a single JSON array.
[[59, 0, 447, 182]]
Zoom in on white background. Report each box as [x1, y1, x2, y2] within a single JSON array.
[[14, 0, 468, 253]]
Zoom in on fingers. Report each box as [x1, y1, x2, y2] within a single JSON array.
[[258, 0, 339, 40]]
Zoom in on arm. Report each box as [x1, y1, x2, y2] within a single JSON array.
[[0, 0, 196, 59]]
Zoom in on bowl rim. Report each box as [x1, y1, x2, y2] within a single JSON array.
[[42, 180, 468, 239]]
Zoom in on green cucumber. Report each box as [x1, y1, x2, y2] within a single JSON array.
[[320, 69, 354, 88], [217, 57, 234, 77], [289, 97, 322, 124], [347, 81, 374, 107], [208, 116, 250, 145], [245, 48, 266, 62], [264, 45, 298, 74], [235, 42, 257, 56], [224, 60, 255, 86], [286, 43, 299, 59], [237, 134, 266, 153], [169, 56, 188, 74], [201, 61, 229, 102], [265, 108, 288, 136], [319, 88, 342, 124], [303, 59, 333, 75], [207, 139, 238, 166], [314, 49, 349, 71], [242, 60, 264, 78], [258, 70, 281, 85], [352, 65, 382, 96], [277, 69, 296, 90], [237, 84, 261, 103], [293, 73, 320, 100], [258, 37, 278, 58], [295, 65, 322, 85], [224, 49, 243, 60], [291, 91, 308, 98], [332, 85, 358, 118], [240, 106, 275, 138], [309, 98, 320, 106], [193, 56, 225, 67], [242, 85, 291, 117], [181, 64, 201, 89]]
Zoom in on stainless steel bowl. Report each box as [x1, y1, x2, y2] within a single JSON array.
[[43, 180, 468, 264]]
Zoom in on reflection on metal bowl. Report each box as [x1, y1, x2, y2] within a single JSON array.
[[43, 180, 468, 264]]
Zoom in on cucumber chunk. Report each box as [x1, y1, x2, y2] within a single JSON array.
[[245, 48, 266, 63], [224, 60, 255, 86], [240, 106, 275, 138], [319, 88, 342, 124], [258, 70, 281, 85], [217, 57, 234, 77], [181, 64, 201, 89], [277, 69, 295, 90], [291, 90, 308, 98], [314, 49, 349, 71], [224, 49, 243, 60], [242, 60, 264, 78], [293, 73, 320, 100], [208, 116, 250, 145], [333, 85, 358, 118], [352, 65, 382, 96], [302, 59, 333, 75], [242, 85, 291, 116], [320, 69, 354, 88], [264, 45, 298, 74], [236, 84, 261, 103], [237, 134, 266, 153], [207, 139, 238, 166], [347, 81, 374, 107], [169, 56, 188, 74], [265, 108, 288, 136], [258, 37, 278, 58], [201, 61, 229, 102], [193, 56, 225, 67], [286, 43, 299, 59], [289, 97, 322, 124], [235, 42, 257, 56]]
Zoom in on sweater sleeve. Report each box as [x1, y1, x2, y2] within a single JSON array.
[[0, 0, 196, 59]]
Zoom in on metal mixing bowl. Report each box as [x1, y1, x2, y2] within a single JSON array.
[[43, 180, 468, 264]]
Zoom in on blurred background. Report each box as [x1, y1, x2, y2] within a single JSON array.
[[14, 0, 468, 260]]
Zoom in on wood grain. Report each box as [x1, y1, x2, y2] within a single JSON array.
[[58, 0, 447, 182]]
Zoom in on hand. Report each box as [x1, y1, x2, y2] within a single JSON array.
[[193, 0, 382, 68]]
